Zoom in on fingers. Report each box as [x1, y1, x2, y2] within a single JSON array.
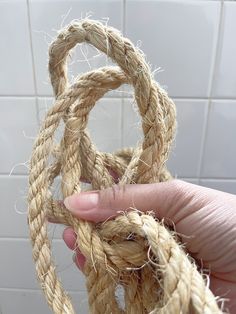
[[63, 227, 77, 250], [63, 227, 86, 270], [61, 179, 198, 273], [73, 250, 86, 270], [62, 181, 236, 284], [63, 179, 193, 223]]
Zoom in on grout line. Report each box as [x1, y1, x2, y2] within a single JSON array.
[[0, 237, 29, 241], [197, 1, 225, 179], [1, 174, 236, 181], [178, 177, 200, 181], [36, 97, 40, 127], [208, 0, 225, 98], [172, 97, 209, 101], [172, 96, 236, 101], [0, 288, 42, 292], [0, 237, 63, 241], [196, 100, 210, 178], [26, 0, 40, 125], [26, 0, 37, 96], [181, 177, 236, 181], [121, 0, 126, 101], [0, 95, 37, 98], [0, 287, 87, 294], [123, 0, 127, 36], [206, 1, 223, 98], [198, 177, 236, 181], [183, 177, 236, 181], [1, 95, 236, 101], [0, 174, 28, 178]]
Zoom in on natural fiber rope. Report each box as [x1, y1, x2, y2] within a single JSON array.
[[28, 20, 222, 313]]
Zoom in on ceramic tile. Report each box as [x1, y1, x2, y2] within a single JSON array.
[[212, 2, 236, 98], [29, 0, 123, 96], [88, 98, 122, 152], [0, 239, 86, 291], [123, 98, 208, 177], [52, 241, 87, 292], [0, 176, 29, 238], [122, 98, 142, 148], [0, 289, 51, 314], [0, 175, 64, 239], [125, 0, 220, 97], [200, 179, 236, 195], [0, 0, 35, 95], [38, 97, 122, 153], [201, 100, 236, 178], [0, 239, 38, 289], [0, 289, 88, 314], [168, 99, 207, 177], [0, 98, 38, 175]]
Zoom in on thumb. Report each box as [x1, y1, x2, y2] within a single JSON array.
[[64, 180, 191, 223]]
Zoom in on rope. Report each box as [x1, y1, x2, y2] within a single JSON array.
[[28, 19, 222, 314]]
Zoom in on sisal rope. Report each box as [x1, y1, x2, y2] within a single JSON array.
[[28, 19, 222, 314]]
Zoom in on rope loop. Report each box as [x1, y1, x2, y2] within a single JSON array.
[[28, 19, 222, 314]]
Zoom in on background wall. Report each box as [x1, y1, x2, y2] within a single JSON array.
[[0, 0, 235, 313]]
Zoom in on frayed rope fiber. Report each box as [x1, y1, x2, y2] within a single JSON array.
[[28, 20, 222, 313]]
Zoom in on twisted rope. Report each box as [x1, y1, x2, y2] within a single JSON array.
[[28, 20, 222, 313]]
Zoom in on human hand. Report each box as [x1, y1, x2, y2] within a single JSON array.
[[62, 180, 236, 312]]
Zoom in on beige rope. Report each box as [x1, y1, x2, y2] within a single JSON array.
[[28, 19, 222, 313]]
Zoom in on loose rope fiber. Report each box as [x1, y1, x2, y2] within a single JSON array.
[[28, 20, 222, 314]]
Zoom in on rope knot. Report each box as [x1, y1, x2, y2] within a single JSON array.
[[28, 19, 222, 314]]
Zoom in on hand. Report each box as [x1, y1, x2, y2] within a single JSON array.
[[62, 180, 236, 312]]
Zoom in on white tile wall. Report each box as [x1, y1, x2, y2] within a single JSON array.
[[38, 97, 122, 153], [0, 239, 85, 291], [0, 289, 88, 314], [200, 179, 236, 194], [166, 99, 208, 178], [0, 98, 38, 175], [0, 0, 35, 95], [0, 176, 28, 238], [123, 98, 208, 177], [212, 2, 236, 98], [0, 174, 65, 239], [29, 0, 123, 96], [1, 1, 236, 313], [201, 100, 236, 178], [125, 0, 220, 97]]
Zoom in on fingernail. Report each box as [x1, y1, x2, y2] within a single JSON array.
[[64, 192, 99, 212]]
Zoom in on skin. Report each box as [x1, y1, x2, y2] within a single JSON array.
[[61, 180, 236, 312]]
